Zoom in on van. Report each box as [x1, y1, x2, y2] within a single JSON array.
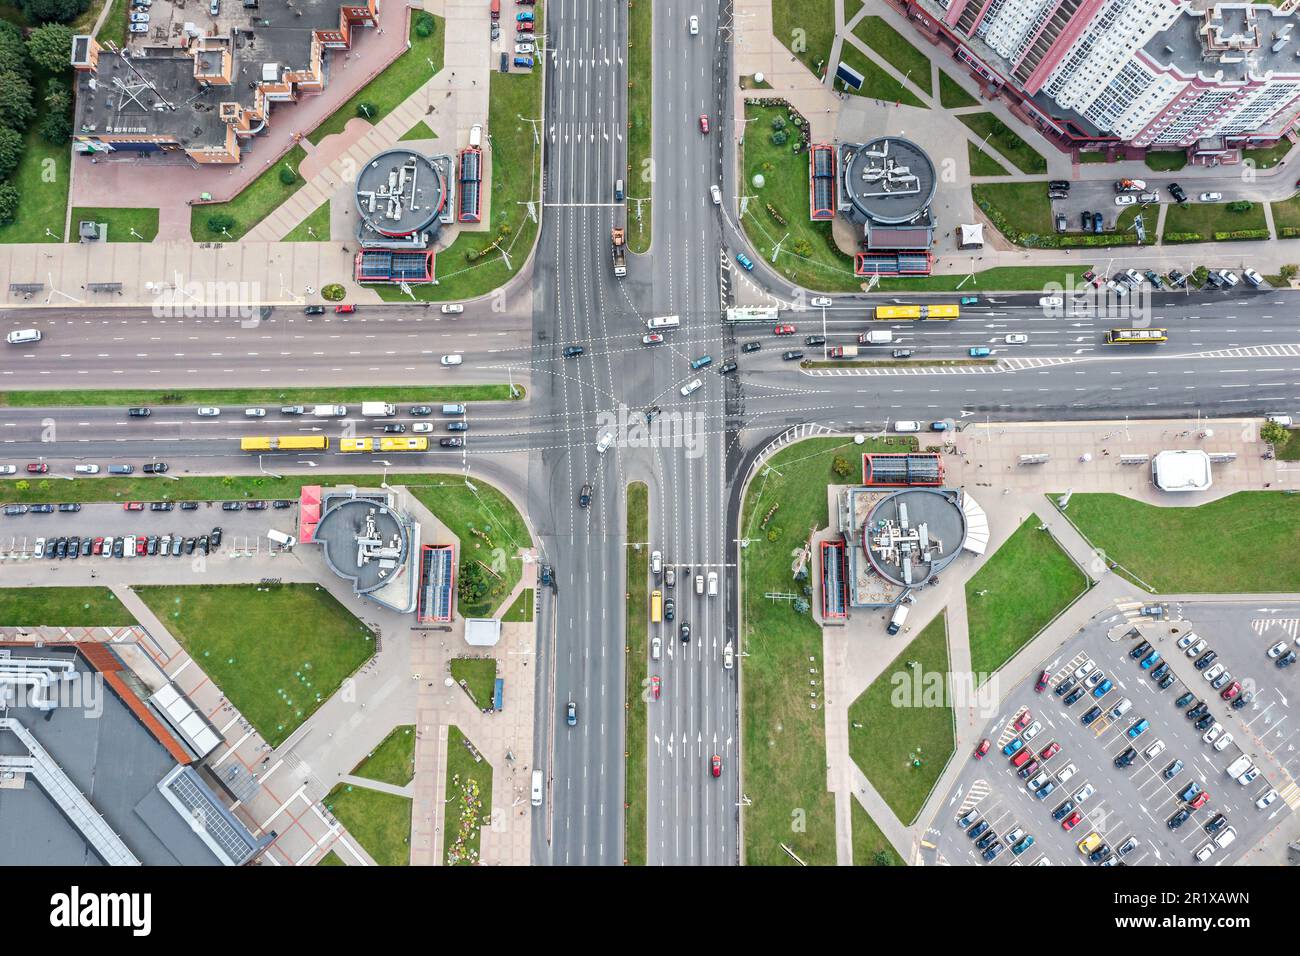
[[6, 329, 41, 345], [1212, 826, 1237, 850], [530, 769, 543, 806], [123, 535, 137, 557], [615, 179, 624, 201], [886, 603, 909, 634], [442, 404, 466, 416], [312, 404, 347, 417], [74, 464, 99, 474], [1267, 414, 1293, 427], [108, 464, 134, 475], [267, 529, 296, 548], [707, 570, 718, 596], [892, 421, 921, 433], [1225, 754, 1252, 779]]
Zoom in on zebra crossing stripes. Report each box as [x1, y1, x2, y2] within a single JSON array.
[[803, 356, 1079, 377], [1251, 618, 1300, 640], [958, 780, 992, 816], [1196, 344, 1300, 359], [1278, 781, 1300, 811]]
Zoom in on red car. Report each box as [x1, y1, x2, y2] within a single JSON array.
[[1014, 709, 1033, 731], [92, 537, 103, 555], [973, 738, 991, 760], [334, 304, 355, 314], [1083, 270, 1103, 288], [1220, 681, 1242, 701], [135, 537, 147, 556], [26, 463, 47, 473], [1039, 741, 1061, 760], [710, 754, 722, 778], [124, 501, 144, 511], [1062, 811, 1083, 831], [1189, 791, 1210, 810], [1035, 669, 1051, 693], [698, 113, 710, 134], [651, 676, 661, 700], [773, 324, 796, 335]]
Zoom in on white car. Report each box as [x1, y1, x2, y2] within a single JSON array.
[[1202, 722, 1223, 744], [411, 422, 433, 433], [689, 14, 699, 34], [1268, 641, 1289, 659], [1176, 633, 1198, 651], [1199, 192, 1223, 202], [680, 378, 703, 397], [1027, 771, 1050, 791], [34, 538, 45, 558], [1194, 842, 1216, 863], [1144, 739, 1165, 759], [1243, 268, 1263, 287], [197, 407, 221, 417], [641, 334, 664, 345], [1256, 788, 1278, 809], [1203, 662, 1225, 682], [515, 42, 534, 54], [244, 407, 266, 418], [1005, 333, 1028, 344], [596, 431, 614, 454], [129, 23, 148, 34], [73, 464, 99, 474], [440, 304, 464, 314], [1186, 638, 1206, 658], [651, 636, 662, 661], [1074, 783, 1096, 803], [709, 184, 722, 205], [1073, 659, 1096, 681], [0, 465, 15, 475], [1213, 733, 1234, 752], [810, 296, 832, 307], [1038, 296, 1063, 308], [1114, 194, 1136, 206], [1057, 763, 1078, 783], [440, 354, 463, 366], [129, 11, 149, 22], [1021, 721, 1042, 742]]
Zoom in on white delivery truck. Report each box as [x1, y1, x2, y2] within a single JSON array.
[[312, 404, 347, 417], [267, 529, 297, 549], [886, 603, 910, 634], [859, 330, 894, 345], [360, 402, 396, 417], [531, 769, 544, 806], [1225, 754, 1252, 780]]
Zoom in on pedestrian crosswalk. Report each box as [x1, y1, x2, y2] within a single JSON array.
[[958, 779, 992, 815], [1251, 618, 1300, 640], [1197, 344, 1300, 359], [1278, 781, 1300, 811]]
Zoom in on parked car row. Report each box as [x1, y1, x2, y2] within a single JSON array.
[[33, 528, 222, 560]]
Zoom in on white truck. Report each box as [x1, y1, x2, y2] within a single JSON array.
[[360, 402, 397, 417], [1225, 754, 1252, 780], [859, 330, 894, 345], [312, 404, 347, 417]]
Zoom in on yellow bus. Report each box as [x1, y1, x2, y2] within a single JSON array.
[[240, 436, 329, 452], [874, 304, 960, 320], [651, 589, 663, 624], [1105, 328, 1168, 344], [338, 438, 375, 453], [379, 436, 429, 452]]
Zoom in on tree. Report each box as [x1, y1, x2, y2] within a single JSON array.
[[457, 561, 490, 606], [14, 479, 29, 492], [832, 456, 853, 478], [771, 129, 788, 146], [1279, 264, 1297, 282], [278, 165, 297, 186], [39, 110, 71, 144], [1261, 420, 1289, 446], [44, 78, 71, 114], [872, 851, 894, 866], [0, 71, 34, 130], [770, 114, 786, 131], [20, 0, 89, 24], [0, 21, 30, 79], [206, 212, 236, 235], [414, 13, 435, 37], [0, 126, 22, 181], [26, 23, 74, 73], [0, 182, 18, 226]]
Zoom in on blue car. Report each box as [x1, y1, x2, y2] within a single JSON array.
[[514, 56, 534, 68], [960, 296, 979, 305], [566, 700, 577, 726], [1003, 738, 1024, 757], [1180, 781, 1201, 803], [1091, 678, 1113, 698], [929, 421, 949, 432], [735, 252, 755, 271], [1052, 800, 1075, 820], [969, 347, 991, 357], [690, 355, 713, 370], [517, 10, 534, 20], [1140, 650, 1161, 670], [1012, 834, 1035, 855], [1127, 718, 1149, 739], [1035, 781, 1057, 800], [1081, 706, 1102, 725]]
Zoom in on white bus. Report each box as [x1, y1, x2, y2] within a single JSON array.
[[646, 314, 681, 330]]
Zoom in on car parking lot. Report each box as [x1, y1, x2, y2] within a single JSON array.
[[934, 602, 1295, 866]]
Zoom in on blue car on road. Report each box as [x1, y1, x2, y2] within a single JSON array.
[[735, 252, 755, 271], [969, 347, 991, 357]]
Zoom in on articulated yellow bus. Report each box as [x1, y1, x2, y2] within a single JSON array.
[[338, 438, 375, 453], [240, 436, 330, 452], [379, 436, 429, 452], [874, 304, 960, 320], [1105, 328, 1168, 344], [651, 589, 663, 624]]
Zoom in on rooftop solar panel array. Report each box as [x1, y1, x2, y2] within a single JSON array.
[[418, 545, 455, 623]]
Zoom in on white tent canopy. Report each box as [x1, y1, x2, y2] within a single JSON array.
[[958, 223, 984, 248]]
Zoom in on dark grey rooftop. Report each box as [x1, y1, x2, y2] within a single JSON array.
[[841, 137, 936, 225], [1144, 7, 1300, 84], [355, 150, 445, 237], [0, 647, 220, 866], [315, 493, 409, 594], [863, 489, 965, 588]]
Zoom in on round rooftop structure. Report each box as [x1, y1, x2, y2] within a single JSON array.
[[314, 497, 409, 595], [862, 488, 965, 589], [354, 149, 445, 238], [843, 137, 936, 225]]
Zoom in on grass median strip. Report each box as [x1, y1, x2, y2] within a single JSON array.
[[626, 0, 652, 253], [624, 480, 648, 865], [0, 384, 522, 408], [444, 725, 492, 865], [853, 15, 933, 97], [0, 586, 136, 627], [965, 517, 1087, 682]]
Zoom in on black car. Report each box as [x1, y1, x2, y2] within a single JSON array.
[[112, 538, 125, 557], [1203, 814, 1228, 834], [781, 350, 804, 361], [1187, 702, 1209, 720], [150, 501, 174, 512], [741, 341, 762, 353], [1081, 210, 1093, 231], [209, 527, 222, 548], [30, 504, 54, 514], [578, 483, 591, 509], [562, 345, 584, 358], [198, 535, 209, 554], [246, 500, 267, 511], [718, 360, 738, 375], [1195, 650, 1218, 670], [1090, 844, 1112, 864], [68, 536, 80, 559], [222, 501, 243, 511], [440, 437, 464, 448], [304, 305, 326, 315], [1195, 714, 1216, 731], [1081, 705, 1102, 725], [1168, 269, 1188, 288], [410, 406, 433, 416], [976, 830, 997, 851], [127, 407, 151, 418], [1150, 662, 1169, 681], [281, 406, 305, 415], [1063, 687, 1086, 706], [56, 538, 68, 558], [1054, 675, 1078, 697], [1047, 189, 1068, 200], [448, 422, 469, 432], [382, 423, 406, 433], [1232, 691, 1254, 711], [664, 598, 675, 622], [57, 503, 80, 513], [1158, 672, 1177, 689], [1168, 808, 1191, 829], [1279, 649, 1297, 668], [1175, 691, 1196, 708], [273, 499, 292, 509], [967, 820, 989, 840], [147, 536, 158, 555], [143, 462, 168, 474], [179, 500, 199, 510], [183, 538, 195, 555], [1169, 182, 1188, 203], [1049, 180, 1071, 191], [1114, 747, 1137, 768], [1131, 640, 1152, 659], [1052, 800, 1075, 821], [680, 621, 690, 643], [804, 335, 826, 347]]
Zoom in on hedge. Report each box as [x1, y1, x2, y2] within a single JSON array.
[[1281, 226, 1300, 239], [1212, 229, 1270, 241]]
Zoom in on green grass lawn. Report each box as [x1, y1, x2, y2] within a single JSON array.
[[853, 15, 933, 97], [95, 0, 129, 45], [1058, 492, 1300, 592], [282, 200, 330, 242], [938, 70, 978, 109], [965, 518, 1087, 681], [968, 141, 1009, 177], [351, 725, 416, 787], [502, 586, 533, 622], [1144, 151, 1187, 172], [0, 117, 70, 244], [409, 476, 531, 618], [741, 435, 917, 865], [68, 207, 159, 242], [1163, 200, 1267, 241], [369, 6, 542, 302], [872, 265, 1094, 292], [837, 44, 927, 108], [308, 15, 445, 145], [323, 783, 411, 866], [0, 383, 518, 408], [772, 0, 837, 78], [0, 587, 136, 627], [444, 725, 492, 865], [740, 103, 860, 292], [399, 120, 437, 142], [449, 657, 498, 708], [1078, 151, 1109, 163], [847, 612, 955, 825], [1273, 428, 1300, 461], [625, 481, 648, 865], [958, 113, 1046, 174], [137, 584, 375, 747], [853, 799, 903, 865], [317, 850, 346, 865], [973, 181, 1052, 234], [626, 0, 652, 253], [190, 145, 307, 241], [1270, 193, 1300, 233], [1244, 140, 1293, 169]]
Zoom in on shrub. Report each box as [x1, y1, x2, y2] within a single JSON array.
[[1212, 229, 1269, 241], [1261, 420, 1289, 446], [1279, 227, 1300, 240], [206, 213, 236, 235], [321, 283, 346, 302], [39, 111, 71, 144], [832, 456, 853, 478], [771, 129, 788, 146], [414, 13, 436, 37], [278, 166, 298, 186], [0, 183, 18, 226], [1163, 231, 1204, 243], [771, 115, 786, 131], [1226, 200, 1254, 213], [356, 101, 377, 119]]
